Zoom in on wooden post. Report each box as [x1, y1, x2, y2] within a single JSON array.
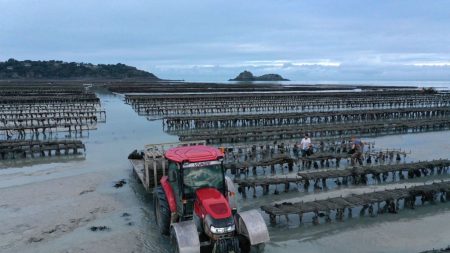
[[144, 156, 150, 191], [153, 155, 158, 189]]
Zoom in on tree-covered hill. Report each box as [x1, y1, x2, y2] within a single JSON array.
[[0, 59, 159, 79]]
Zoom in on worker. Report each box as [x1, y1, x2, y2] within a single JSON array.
[[300, 133, 311, 157], [306, 143, 314, 156], [299, 133, 312, 168], [350, 136, 365, 166]]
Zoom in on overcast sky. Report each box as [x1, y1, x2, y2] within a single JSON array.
[[1, 0, 450, 82]]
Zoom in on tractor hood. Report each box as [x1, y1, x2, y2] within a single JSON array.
[[195, 188, 232, 220]]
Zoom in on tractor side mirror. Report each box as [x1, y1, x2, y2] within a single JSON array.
[[169, 170, 177, 183], [225, 176, 238, 212], [168, 162, 178, 183]]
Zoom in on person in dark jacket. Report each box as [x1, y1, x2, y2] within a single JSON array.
[[350, 136, 365, 166]]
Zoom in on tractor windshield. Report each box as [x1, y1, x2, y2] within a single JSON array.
[[183, 163, 224, 194]]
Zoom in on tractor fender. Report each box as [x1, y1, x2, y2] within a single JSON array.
[[225, 176, 238, 211], [236, 209, 270, 246], [160, 176, 177, 213], [171, 220, 200, 253]]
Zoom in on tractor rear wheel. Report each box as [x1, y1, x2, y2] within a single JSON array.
[[154, 186, 170, 235]]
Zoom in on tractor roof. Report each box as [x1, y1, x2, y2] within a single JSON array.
[[165, 145, 223, 163]]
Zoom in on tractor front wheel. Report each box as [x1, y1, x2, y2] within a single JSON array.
[[238, 235, 265, 253], [154, 186, 170, 235], [170, 227, 180, 253], [249, 243, 265, 253]]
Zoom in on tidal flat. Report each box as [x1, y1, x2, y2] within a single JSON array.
[[1, 84, 450, 253]]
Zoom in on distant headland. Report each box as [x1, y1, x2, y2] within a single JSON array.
[[0, 59, 159, 79], [229, 70, 289, 81]]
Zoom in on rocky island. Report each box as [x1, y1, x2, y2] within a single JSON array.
[[229, 70, 289, 81]]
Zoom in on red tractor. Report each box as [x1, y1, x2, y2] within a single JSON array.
[[153, 145, 269, 253]]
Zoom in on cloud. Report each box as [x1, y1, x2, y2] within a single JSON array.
[[291, 61, 341, 67], [155, 60, 341, 71], [409, 62, 450, 67], [1, 0, 450, 81]]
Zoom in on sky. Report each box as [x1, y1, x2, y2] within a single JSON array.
[[1, 0, 450, 82]]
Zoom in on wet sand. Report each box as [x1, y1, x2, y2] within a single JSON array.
[[1, 90, 449, 253], [0, 92, 175, 253]]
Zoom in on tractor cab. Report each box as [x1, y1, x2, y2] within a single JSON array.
[[163, 146, 232, 221]]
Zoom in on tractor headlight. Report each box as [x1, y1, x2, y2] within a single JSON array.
[[210, 224, 235, 234]]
